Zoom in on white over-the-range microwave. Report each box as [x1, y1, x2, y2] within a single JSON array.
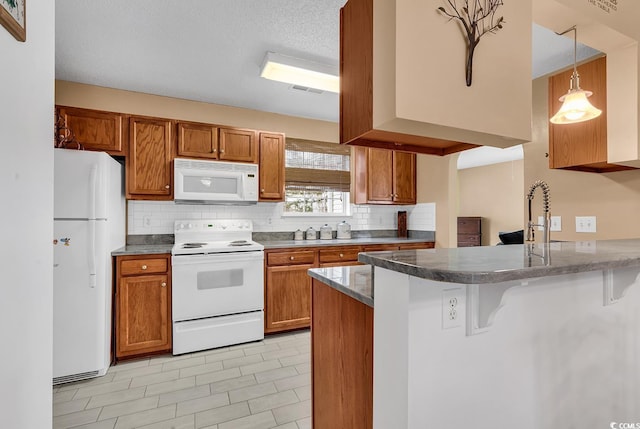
[[173, 158, 259, 204]]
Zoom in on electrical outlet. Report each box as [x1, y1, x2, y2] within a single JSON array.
[[442, 288, 463, 330], [576, 216, 597, 233]]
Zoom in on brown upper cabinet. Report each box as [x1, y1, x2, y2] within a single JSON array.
[[177, 123, 258, 163], [127, 116, 174, 200], [352, 146, 416, 205], [176, 122, 218, 159], [549, 56, 635, 173], [219, 127, 258, 163], [258, 132, 285, 201], [56, 106, 126, 156]]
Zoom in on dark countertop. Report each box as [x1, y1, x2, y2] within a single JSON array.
[[358, 239, 640, 284], [112, 244, 173, 256], [112, 237, 434, 256], [260, 237, 434, 250], [308, 265, 373, 308]]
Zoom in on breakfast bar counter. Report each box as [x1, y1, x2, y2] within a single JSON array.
[[309, 239, 640, 429]]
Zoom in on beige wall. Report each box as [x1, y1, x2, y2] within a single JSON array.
[[524, 77, 640, 241], [55, 80, 339, 142], [416, 154, 457, 248], [458, 160, 525, 245]]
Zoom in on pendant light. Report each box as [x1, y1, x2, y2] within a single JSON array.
[[549, 26, 602, 125]]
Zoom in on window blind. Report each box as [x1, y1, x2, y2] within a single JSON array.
[[285, 139, 350, 193]]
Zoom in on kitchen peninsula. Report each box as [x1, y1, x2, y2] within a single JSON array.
[[309, 240, 640, 429]]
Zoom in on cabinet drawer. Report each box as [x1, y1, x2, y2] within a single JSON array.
[[458, 235, 481, 247], [458, 217, 481, 234], [267, 251, 316, 266], [120, 258, 168, 276], [319, 247, 361, 263], [398, 242, 435, 250], [361, 244, 399, 252]]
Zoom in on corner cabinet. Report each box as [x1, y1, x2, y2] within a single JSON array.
[[548, 56, 634, 173], [258, 132, 285, 201], [115, 254, 172, 359], [56, 106, 126, 156], [264, 242, 433, 334], [352, 146, 416, 205], [127, 116, 174, 200]]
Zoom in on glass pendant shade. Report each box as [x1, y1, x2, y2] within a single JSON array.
[[549, 26, 602, 125], [550, 88, 602, 124]]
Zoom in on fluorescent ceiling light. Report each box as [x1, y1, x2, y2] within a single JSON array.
[[260, 52, 339, 93]]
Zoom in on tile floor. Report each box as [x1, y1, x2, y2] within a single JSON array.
[[52, 330, 311, 429]]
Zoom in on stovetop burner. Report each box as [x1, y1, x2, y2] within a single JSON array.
[[229, 240, 251, 247], [181, 242, 207, 249]]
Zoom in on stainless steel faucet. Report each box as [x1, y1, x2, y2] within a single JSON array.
[[526, 180, 551, 245]]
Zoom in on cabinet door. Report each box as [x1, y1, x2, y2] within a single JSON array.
[[116, 274, 171, 357], [259, 132, 285, 201], [265, 264, 313, 333], [127, 117, 173, 199], [367, 148, 394, 203], [219, 128, 258, 163], [393, 151, 416, 204], [177, 122, 218, 159], [57, 106, 125, 156]]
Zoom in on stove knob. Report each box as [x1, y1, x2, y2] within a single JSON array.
[[187, 223, 193, 229], [178, 223, 185, 230]]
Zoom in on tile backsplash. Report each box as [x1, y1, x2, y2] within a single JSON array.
[[128, 201, 436, 236]]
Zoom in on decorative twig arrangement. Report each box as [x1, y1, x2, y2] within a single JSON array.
[[54, 111, 83, 150], [437, 0, 505, 86]]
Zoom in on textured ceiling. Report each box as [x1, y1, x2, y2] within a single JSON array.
[[55, 2, 600, 123]]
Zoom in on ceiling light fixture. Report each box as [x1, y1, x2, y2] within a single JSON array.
[[549, 26, 602, 125], [260, 52, 339, 94]]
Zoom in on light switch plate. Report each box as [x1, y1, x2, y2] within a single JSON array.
[[576, 216, 597, 233], [537, 216, 562, 231]]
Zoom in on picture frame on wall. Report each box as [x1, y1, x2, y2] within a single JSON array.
[[0, 0, 25, 42]]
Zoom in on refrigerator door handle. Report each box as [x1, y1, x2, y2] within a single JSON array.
[[89, 164, 98, 220], [88, 219, 97, 288]]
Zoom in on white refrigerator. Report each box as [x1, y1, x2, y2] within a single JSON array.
[[53, 149, 125, 384]]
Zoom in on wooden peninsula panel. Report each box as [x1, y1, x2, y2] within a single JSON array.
[[311, 278, 373, 429]]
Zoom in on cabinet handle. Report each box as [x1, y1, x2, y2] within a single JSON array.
[[290, 256, 295, 260], [261, 189, 265, 192], [161, 282, 166, 287], [141, 265, 147, 270], [220, 149, 225, 153], [211, 148, 216, 153], [339, 253, 344, 258], [165, 185, 170, 189]]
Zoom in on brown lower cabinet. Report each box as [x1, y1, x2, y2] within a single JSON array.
[[115, 254, 172, 359], [265, 241, 433, 334], [311, 278, 373, 429]]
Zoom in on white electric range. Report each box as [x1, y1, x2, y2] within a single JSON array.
[[171, 219, 264, 355]]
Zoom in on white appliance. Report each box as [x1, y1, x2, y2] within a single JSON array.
[[173, 158, 259, 204], [53, 149, 125, 385], [172, 219, 264, 355]]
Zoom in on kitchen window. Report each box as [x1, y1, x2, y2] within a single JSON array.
[[284, 139, 351, 216]]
